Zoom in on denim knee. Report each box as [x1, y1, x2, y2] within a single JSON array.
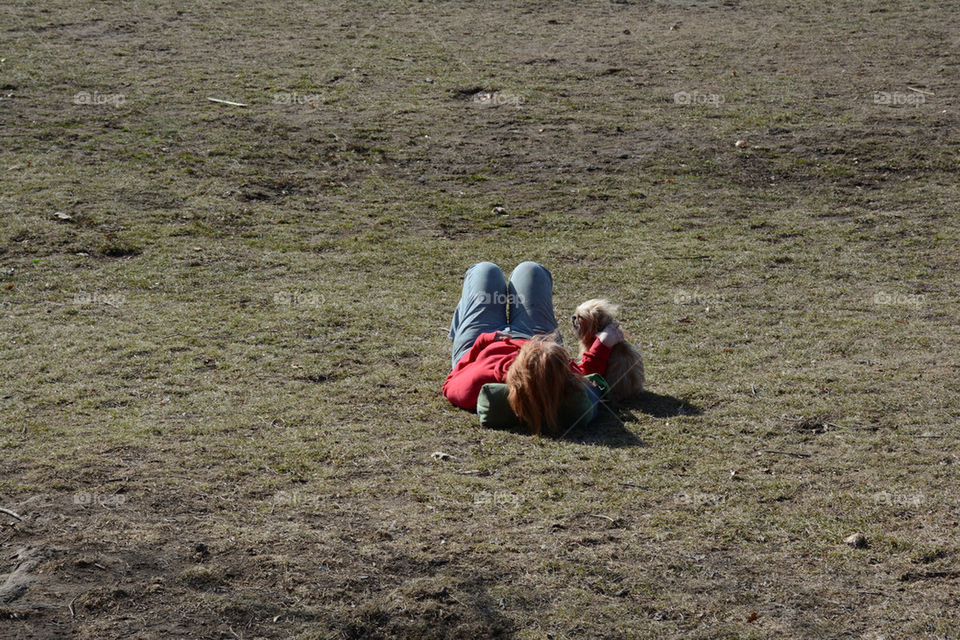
[[511, 261, 552, 283]]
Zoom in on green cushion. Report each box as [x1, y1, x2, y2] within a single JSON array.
[[476, 375, 607, 432], [476, 383, 525, 430]]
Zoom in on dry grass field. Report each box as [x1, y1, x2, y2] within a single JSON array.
[[2, 1, 959, 638]]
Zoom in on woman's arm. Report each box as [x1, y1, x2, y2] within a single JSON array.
[[574, 323, 622, 376], [443, 367, 487, 411], [574, 338, 612, 376], [443, 331, 503, 411]]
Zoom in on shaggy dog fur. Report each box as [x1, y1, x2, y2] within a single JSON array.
[[572, 299, 645, 402]]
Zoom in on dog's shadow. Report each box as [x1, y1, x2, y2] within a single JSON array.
[[619, 389, 702, 419], [559, 389, 701, 448]]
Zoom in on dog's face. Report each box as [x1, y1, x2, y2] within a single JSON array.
[[571, 299, 618, 345]]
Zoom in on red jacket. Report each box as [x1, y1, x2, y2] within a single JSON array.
[[442, 332, 612, 411]]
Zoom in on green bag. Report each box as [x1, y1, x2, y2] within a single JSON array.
[[584, 373, 610, 399], [476, 374, 608, 431]]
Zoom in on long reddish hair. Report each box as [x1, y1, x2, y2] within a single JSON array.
[[505, 334, 586, 436]]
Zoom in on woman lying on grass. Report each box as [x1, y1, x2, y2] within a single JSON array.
[[443, 261, 623, 435]]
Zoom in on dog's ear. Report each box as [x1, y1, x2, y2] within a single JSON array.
[[571, 314, 582, 335], [596, 300, 619, 326]]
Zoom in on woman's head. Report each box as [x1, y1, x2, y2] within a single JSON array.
[[505, 334, 585, 436]]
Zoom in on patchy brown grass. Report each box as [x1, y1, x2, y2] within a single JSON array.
[[2, 0, 959, 638]]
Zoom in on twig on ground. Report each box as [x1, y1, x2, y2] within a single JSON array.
[[589, 514, 616, 523], [907, 86, 935, 95], [0, 507, 23, 521], [207, 97, 248, 107], [662, 255, 713, 260], [68, 593, 81, 618], [619, 482, 650, 489]]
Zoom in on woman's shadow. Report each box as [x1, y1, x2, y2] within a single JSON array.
[[560, 389, 701, 448]]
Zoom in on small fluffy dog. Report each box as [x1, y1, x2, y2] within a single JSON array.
[[572, 299, 645, 402]]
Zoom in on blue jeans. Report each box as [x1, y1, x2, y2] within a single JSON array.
[[448, 262, 561, 368]]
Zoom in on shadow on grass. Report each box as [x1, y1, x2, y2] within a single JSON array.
[[558, 389, 701, 448], [477, 390, 700, 448], [560, 412, 645, 448], [620, 389, 702, 419]]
